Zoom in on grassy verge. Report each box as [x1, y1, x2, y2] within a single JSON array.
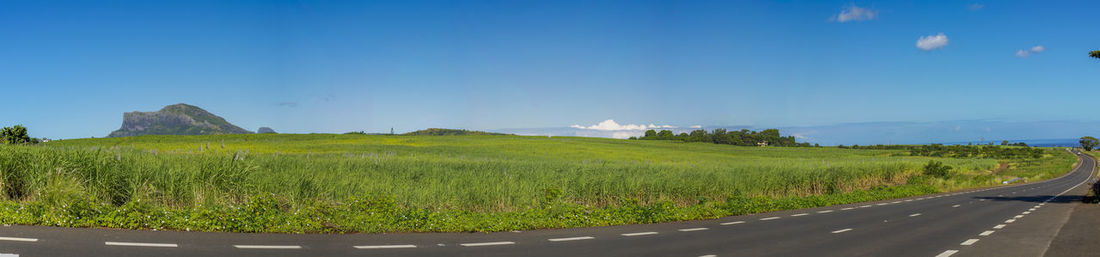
[[0, 134, 1076, 233]]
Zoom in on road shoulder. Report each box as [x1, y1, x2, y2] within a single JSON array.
[[1043, 201, 1100, 257]]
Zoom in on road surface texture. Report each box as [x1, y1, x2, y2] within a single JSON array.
[[0, 151, 1094, 257]]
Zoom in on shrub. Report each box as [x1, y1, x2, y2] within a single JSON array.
[[923, 160, 953, 178]]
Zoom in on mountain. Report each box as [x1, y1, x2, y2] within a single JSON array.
[[257, 127, 277, 134], [107, 103, 253, 137]]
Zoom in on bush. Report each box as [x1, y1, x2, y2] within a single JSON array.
[[923, 161, 953, 178]]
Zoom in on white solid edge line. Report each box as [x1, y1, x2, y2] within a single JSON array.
[[0, 237, 37, 242], [621, 232, 658, 237], [460, 241, 515, 247], [980, 230, 995, 236], [234, 245, 303, 249], [721, 221, 745, 225], [104, 241, 178, 248], [831, 228, 853, 234], [679, 228, 709, 232], [548, 236, 594, 242], [354, 244, 417, 249], [936, 250, 959, 257]]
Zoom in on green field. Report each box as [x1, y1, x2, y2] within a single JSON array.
[[0, 134, 1077, 233]]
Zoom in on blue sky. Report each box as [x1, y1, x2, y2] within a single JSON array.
[[1, 0, 1099, 141]]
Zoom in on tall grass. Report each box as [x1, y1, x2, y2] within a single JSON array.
[[0, 134, 1073, 233]]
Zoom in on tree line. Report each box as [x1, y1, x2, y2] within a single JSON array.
[[631, 128, 813, 147], [842, 144, 1042, 159]]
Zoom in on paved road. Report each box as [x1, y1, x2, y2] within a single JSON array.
[[0, 151, 1094, 257]]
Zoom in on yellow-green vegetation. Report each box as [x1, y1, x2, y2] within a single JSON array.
[[0, 134, 1076, 233]]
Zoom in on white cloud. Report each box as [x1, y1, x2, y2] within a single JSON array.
[[1015, 45, 1045, 58], [831, 5, 878, 23], [968, 3, 984, 10], [690, 125, 702, 129], [570, 119, 674, 131], [916, 33, 949, 51], [611, 131, 641, 139]]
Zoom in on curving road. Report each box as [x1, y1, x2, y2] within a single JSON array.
[[0, 151, 1094, 257]]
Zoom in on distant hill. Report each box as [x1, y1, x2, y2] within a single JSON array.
[[107, 103, 253, 138], [403, 128, 508, 136], [257, 127, 277, 134]]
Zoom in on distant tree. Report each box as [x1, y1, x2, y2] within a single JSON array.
[[1000, 140, 1009, 146], [1091, 50, 1100, 59], [656, 130, 674, 140], [1080, 136, 1099, 151], [643, 130, 657, 139], [0, 125, 31, 144]]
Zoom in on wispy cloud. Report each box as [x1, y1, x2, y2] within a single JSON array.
[[570, 119, 675, 131], [690, 125, 702, 129], [968, 3, 984, 10], [276, 102, 298, 107], [831, 5, 878, 23], [1015, 45, 1045, 58], [916, 33, 949, 51]]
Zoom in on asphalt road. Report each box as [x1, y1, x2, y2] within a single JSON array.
[[0, 150, 1093, 257]]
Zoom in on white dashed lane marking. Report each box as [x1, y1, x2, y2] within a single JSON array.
[[760, 217, 780, 221], [720, 221, 745, 225], [817, 210, 834, 213], [105, 241, 178, 248], [994, 224, 1006, 229], [678, 228, 709, 232], [234, 245, 303, 249], [548, 236, 594, 242], [831, 228, 853, 234], [354, 244, 417, 249], [980, 230, 994, 236], [961, 239, 979, 246], [0, 237, 37, 242], [909, 213, 921, 217], [936, 249, 959, 256], [621, 232, 658, 237], [952, 204, 960, 208], [791, 213, 809, 217], [460, 241, 515, 247]]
